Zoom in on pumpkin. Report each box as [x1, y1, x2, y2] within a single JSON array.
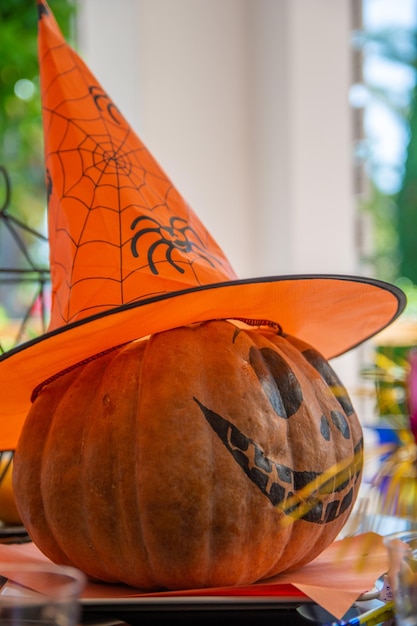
[[13, 319, 363, 590]]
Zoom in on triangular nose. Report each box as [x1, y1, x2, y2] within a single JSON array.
[[37, 0, 237, 332]]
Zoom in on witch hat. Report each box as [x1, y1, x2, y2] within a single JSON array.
[[0, 0, 406, 449]]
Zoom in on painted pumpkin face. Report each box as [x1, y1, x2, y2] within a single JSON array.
[[13, 320, 362, 590]]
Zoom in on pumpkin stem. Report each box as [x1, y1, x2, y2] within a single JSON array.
[[232, 318, 282, 333]]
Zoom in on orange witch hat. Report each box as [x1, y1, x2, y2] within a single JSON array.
[[0, 0, 406, 449]]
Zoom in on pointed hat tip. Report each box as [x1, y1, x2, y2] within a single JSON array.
[[37, 0, 49, 18]]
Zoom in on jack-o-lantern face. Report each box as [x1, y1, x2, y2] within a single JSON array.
[[13, 320, 362, 591], [195, 331, 361, 526]]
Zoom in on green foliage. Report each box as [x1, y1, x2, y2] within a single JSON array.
[[0, 1, 76, 343], [396, 277, 417, 319], [359, 184, 401, 284], [0, 0, 76, 227], [396, 90, 417, 285], [357, 19, 417, 291]]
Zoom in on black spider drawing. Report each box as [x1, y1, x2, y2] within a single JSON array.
[[130, 215, 217, 275], [89, 85, 121, 124]]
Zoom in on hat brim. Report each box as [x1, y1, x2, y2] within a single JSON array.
[[0, 274, 405, 449]]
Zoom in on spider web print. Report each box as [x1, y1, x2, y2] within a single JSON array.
[[0, 166, 50, 354], [38, 1, 237, 331]]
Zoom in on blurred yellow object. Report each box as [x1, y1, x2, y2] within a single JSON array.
[[0, 452, 22, 526]]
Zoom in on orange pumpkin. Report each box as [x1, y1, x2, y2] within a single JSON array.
[[13, 320, 362, 590]]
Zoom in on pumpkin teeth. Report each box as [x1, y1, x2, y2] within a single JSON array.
[[194, 396, 363, 525], [281, 449, 363, 524]]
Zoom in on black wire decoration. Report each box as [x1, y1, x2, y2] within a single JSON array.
[[0, 165, 50, 354]]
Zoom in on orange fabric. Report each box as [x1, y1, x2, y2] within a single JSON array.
[[0, 1, 406, 449]]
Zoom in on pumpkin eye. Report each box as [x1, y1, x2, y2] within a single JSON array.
[[301, 348, 354, 416], [320, 415, 331, 441], [330, 410, 351, 439], [249, 347, 303, 418]]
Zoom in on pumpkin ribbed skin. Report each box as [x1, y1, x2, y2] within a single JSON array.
[[13, 320, 363, 590]]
